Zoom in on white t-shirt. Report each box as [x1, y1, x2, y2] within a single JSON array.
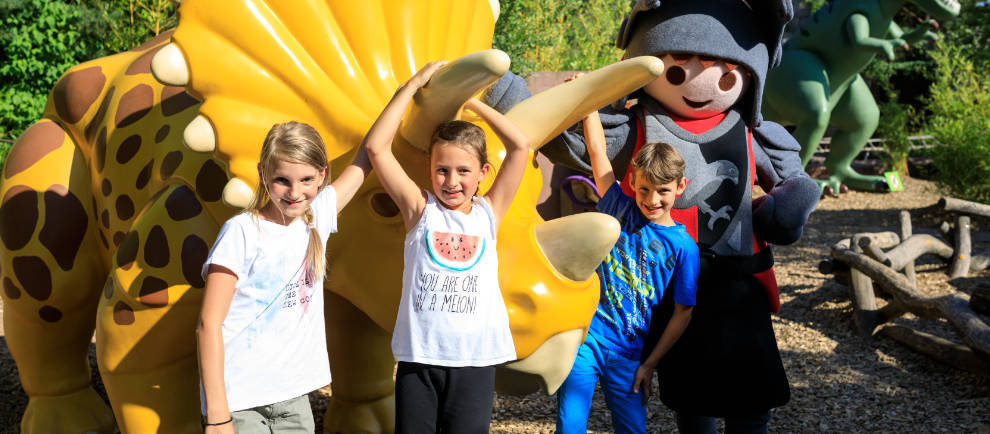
[[201, 186, 337, 412], [391, 192, 516, 367]]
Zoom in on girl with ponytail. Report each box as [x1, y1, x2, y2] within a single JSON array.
[[197, 121, 370, 432]]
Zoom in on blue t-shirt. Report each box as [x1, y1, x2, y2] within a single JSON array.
[[588, 182, 700, 359]]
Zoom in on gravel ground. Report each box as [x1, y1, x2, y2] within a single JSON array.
[[2, 176, 989, 433]]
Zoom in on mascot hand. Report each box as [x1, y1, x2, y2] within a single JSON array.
[[752, 193, 802, 245]]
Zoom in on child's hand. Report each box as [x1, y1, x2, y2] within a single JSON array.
[[632, 363, 655, 405], [405, 60, 448, 90]]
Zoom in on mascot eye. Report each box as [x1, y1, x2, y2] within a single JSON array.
[[666, 66, 686, 85], [718, 72, 737, 91]]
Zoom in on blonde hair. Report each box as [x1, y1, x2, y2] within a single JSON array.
[[631, 142, 685, 186], [248, 121, 330, 284]]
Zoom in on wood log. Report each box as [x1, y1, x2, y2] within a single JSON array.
[[859, 237, 891, 266], [831, 247, 990, 357], [832, 232, 900, 250], [971, 252, 989, 272], [880, 324, 990, 376], [949, 216, 972, 279], [878, 302, 907, 324], [848, 233, 895, 337], [881, 234, 954, 271], [940, 197, 990, 218], [900, 210, 917, 285], [972, 284, 990, 317]]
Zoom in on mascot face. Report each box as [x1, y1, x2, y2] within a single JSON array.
[[644, 53, 750, 119]]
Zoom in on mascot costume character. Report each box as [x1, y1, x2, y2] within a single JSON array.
[[495, 0, 821, 430]]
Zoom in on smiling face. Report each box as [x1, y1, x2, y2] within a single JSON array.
[[430, 142, 490, 213], [631, 170, 687, 226], [259, 159, 327, 224], [644, 53, 751, 119]]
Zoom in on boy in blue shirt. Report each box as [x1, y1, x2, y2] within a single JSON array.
[[556, 100, 700, 434]]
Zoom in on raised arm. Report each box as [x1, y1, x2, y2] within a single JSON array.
[[365, 61, 446, 229], [197, 265, 238, 433], [584, 109, 615, 195], [467, 98, 530, 228], [847, 13, 903, 61], [329, 144, 372, 213]]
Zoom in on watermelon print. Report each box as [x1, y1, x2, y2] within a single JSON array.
[[426, 230, 486, 271]]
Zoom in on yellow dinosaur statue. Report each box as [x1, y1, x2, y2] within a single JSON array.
[[0, 1, 663, 432]]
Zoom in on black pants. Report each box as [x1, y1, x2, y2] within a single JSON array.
[[395, 362, 496, 433]]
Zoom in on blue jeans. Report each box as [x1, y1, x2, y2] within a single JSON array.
[[556, 334, 646, 434], [675, 411, 772, 434]]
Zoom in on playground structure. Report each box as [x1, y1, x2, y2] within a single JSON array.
[[763, 0, 960, 195], [821, 197, 990, 375], [0, 1, 669, 432]]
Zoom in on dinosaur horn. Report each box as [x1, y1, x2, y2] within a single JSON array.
[[399, 49, 510, 151], [534, 213, 620, 281], [505, 56, 664, 150], [151, 43, 189, 86]]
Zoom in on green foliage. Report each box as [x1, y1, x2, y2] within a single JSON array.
[[0, 0, 176, 165], [939, 0, 990, 70], [925, 39, 990, 204], [493, 0, 628, 76], [0, 0, 108, 146], [863, 59, 927, 174]]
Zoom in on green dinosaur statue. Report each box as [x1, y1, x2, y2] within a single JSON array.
[[763, 0, 959, 194]]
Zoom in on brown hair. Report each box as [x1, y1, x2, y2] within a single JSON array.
[[428, 120, 487, 167], [248, 121, 330, 283], [631, 142, 685, 185]]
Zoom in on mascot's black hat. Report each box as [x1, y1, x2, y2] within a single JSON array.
[[616, 0, 793, 126]]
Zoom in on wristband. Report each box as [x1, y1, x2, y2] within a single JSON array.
[[205, 416, 232, 426]]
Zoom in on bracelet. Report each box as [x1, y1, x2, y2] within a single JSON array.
[[205, 416, 232, 426]]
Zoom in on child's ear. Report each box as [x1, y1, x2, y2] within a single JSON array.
[[481, 162, 492, 178], [676, 177, 687, 194]]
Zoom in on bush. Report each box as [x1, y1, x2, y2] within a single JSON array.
[[493, 0, 628, 76], [925, 39, 990, 204]]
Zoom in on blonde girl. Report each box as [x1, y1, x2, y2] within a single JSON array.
[[197, 122, 370, 433], [365, 61, 530, 432]]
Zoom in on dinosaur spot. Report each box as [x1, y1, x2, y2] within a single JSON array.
[[95, 126, 108, 173], [101, 209, 111, 229], [113, 301, 135, 325], [98, 230, 109, 250], [165, 186, 202, 221], [130, 30, 174, 52], [160, 151, 183, 180], [12, 256, 51, 301], [4, 121, 65, 179], [85, 86, 115, 142], [115, 84, 154, 128], [102, 179, 112, 196], [103, 277, 114, 299], [182, 235, 208, 288], [113, 231, 125, 247], [144, 225, 170, 268], [136, 159, 154, 190], [116, 231, 139, 269], [0, 187, 38, 250], [39, 306, 62, 322], [801, 29, 810, 37], [116, 195, 135, 220], [3, 277, 21, 299], [40, 189, 88, 271], [52, 66, 105, 124], [116, 134, 142, 164], [126, 44, 166, 75], [196, 160, 227, 202], [155, 125, 170, 143], [138, 276, 169, 307], [161, 86, 200, 116]]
